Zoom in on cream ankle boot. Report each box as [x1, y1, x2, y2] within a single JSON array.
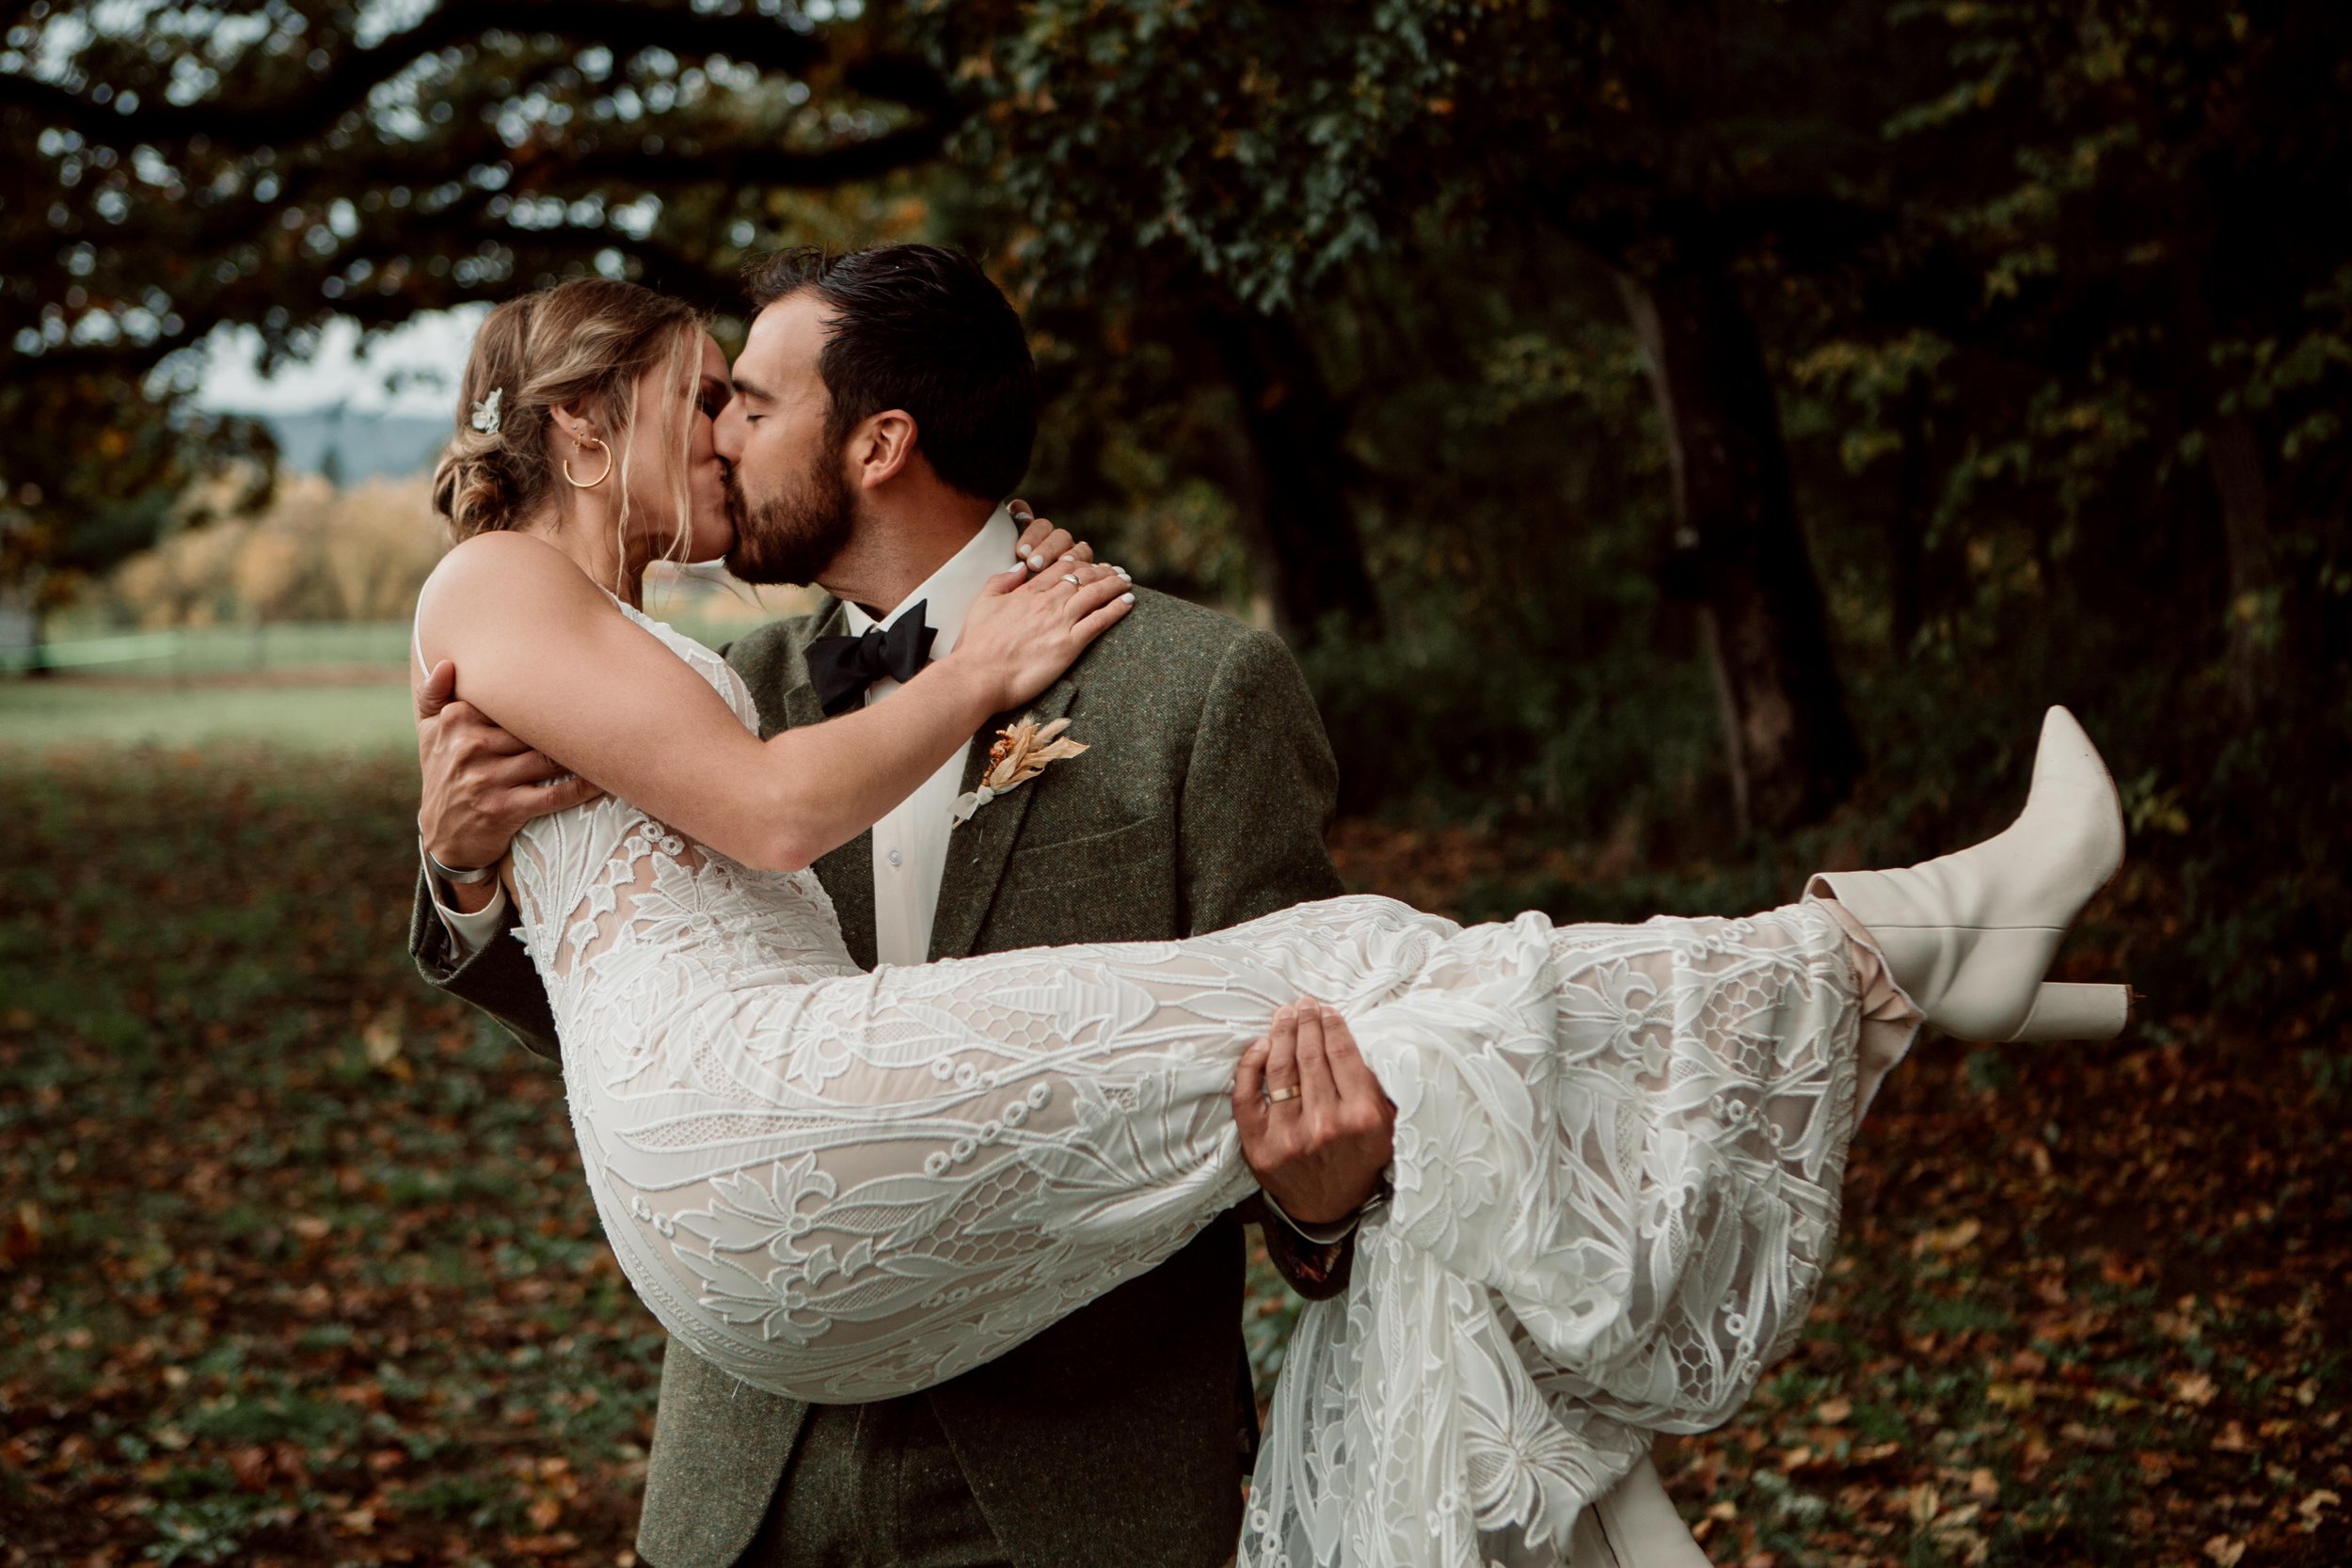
[[1807, 705, 2129, 1043], [1565, 1457, 1713, 1567]]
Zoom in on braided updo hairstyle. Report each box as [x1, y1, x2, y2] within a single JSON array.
[[430, 278, 705, 566]]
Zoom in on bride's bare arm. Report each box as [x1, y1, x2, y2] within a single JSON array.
[[413, 531, 1131, 872]]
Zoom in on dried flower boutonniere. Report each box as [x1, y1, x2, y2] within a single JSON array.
[[950, 716, 1088, 826]]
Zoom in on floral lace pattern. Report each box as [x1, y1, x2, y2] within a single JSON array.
[[499, 597, 1864, 1565], [1246, 911, 1860, 1566]]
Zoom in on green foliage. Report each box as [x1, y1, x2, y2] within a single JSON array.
[[937, 0, 1474, 310], [8, 2, 2350, 1033], [147, 1492, 288, 1566], [0, 374, 276, 644], [977, 1, 2352, 1021]]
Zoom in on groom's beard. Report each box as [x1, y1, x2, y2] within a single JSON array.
[[724, 445, 856, 587]]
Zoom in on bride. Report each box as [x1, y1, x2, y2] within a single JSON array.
[[411, 277, 2129, 1567]]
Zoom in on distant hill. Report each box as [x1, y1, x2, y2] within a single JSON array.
[[242, 409, 451, 483]]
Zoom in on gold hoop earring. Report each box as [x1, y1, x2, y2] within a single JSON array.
[[563, 433, 614, 489]]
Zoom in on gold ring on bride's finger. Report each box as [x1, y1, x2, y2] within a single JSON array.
[[1264, 1085, 1300, 1104]]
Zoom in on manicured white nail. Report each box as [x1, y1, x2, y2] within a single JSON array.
[[1120, 592, 1135, 603]]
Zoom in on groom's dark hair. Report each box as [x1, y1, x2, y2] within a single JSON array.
[[743, 245, 1037, 503]]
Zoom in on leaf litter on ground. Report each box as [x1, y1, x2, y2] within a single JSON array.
[[0, 754, 2344, 1566]]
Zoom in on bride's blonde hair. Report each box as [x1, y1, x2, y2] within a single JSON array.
[[431, 278, 705, 585]]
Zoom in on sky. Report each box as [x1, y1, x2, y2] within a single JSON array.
[[193, 306, 491, 417]]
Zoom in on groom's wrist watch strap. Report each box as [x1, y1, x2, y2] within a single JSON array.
[[1261, 1174, 1391, 1246], [420, 827, 496, 885]]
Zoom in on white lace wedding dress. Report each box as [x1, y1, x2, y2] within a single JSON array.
[[501, 597, 1866, 1568]]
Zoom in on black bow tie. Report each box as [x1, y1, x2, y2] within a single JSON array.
[[805, 604, 939, 716]]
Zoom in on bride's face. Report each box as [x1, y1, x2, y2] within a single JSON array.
[[612, 329, 736, 564]]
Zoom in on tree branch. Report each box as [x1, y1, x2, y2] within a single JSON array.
[[0, 1, 955, 150], [545, 115, 961, 192], [843, 53, 965, 119]]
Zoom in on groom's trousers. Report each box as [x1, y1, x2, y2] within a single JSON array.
[[735, 1397, 1011, 1568]]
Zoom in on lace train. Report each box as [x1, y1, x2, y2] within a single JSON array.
[[1245, 906, 1859, 1567]]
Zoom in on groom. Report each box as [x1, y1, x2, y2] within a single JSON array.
[[407, 244, 1394, 1568]]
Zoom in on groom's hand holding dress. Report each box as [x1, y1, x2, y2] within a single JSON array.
[[1237, 1004, 1397, 1223], [411, 656, 599, 914]]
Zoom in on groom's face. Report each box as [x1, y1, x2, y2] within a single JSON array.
[[713, 293, 857, 586]]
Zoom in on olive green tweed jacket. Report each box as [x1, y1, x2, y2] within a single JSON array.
[[405, 587, 1347, 1568]]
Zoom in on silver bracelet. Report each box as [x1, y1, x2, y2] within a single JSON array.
[[420, 828, 495, 886], [1263, 1171, 1391, 1244]]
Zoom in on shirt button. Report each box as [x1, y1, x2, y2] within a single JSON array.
[[887, 848, 903, 867]]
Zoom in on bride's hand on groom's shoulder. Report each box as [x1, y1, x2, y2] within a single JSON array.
[[952, 518, 1135, 713], [1008, 500, 1092, 574], [415, 658, 603, 873]]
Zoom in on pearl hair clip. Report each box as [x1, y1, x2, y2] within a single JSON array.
[[469, 387, 503, 435]]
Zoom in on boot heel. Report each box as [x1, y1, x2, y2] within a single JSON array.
[[2005, 982, 2131, 1042]]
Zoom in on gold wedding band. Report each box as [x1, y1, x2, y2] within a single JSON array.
[[1264, 1085, 1300, 1104]]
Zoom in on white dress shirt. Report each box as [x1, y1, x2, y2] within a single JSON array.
[[430, 856, 512, 955], [839, 506, 1017, 968]]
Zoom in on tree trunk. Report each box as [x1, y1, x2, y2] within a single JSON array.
[[1618, 263, 1861, 833], [1198, 307, 1382, 641], [2169, 198, 2296, 723], [1888, 381, 1930, 657], [0, 574, 50, 678], [2208, 412, 2282, 720]]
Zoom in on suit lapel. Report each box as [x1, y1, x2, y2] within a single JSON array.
[[927, 677, 1077, 962], [766, 595, 852, 735], [759, 594, 1073, 968], [769, 599, 880, 971]]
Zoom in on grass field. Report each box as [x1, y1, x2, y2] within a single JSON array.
[[0, 738, 2344, 1566], [0, 677, 416, 754], [0, 609, 779, 757]]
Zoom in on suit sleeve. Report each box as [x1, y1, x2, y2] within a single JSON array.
[[1175, 626, 1358, 1302], [1176, 626, 1346, 933], [406, 866, 562, 1060], [1240, 1195, 1358, 1302]]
